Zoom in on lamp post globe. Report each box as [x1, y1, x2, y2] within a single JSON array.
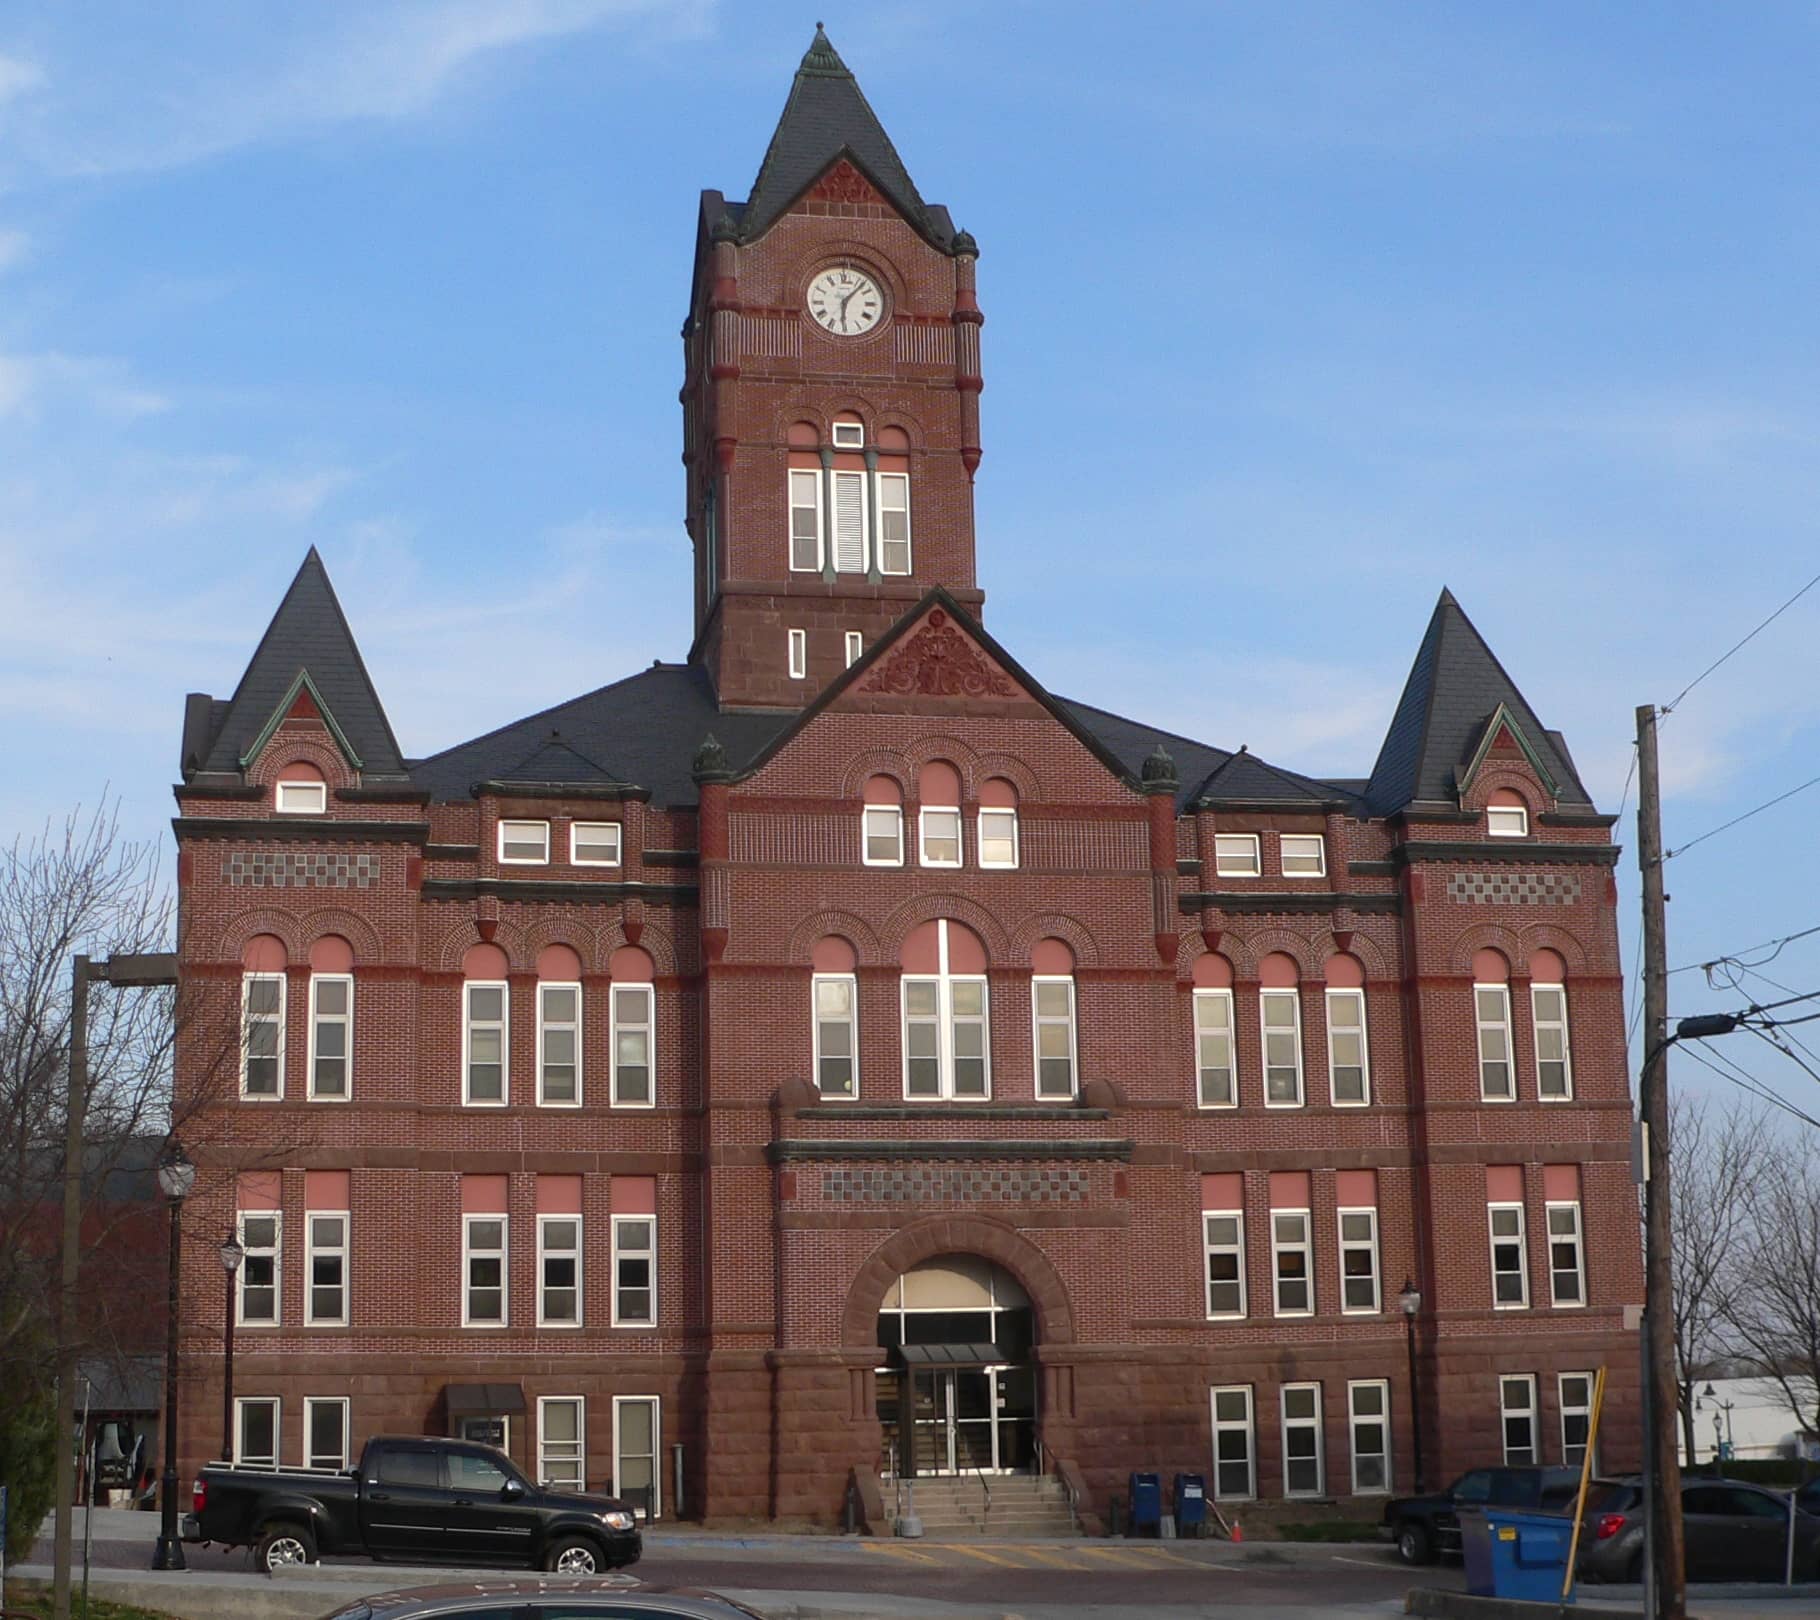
[[1399, 1278, 1426, 1493], [152, 1140, 193, 1571]]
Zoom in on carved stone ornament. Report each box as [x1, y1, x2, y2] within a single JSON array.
[[811, 159, 883, 206], [692, 733, 732, 783], [859, 609, 1017, 699]]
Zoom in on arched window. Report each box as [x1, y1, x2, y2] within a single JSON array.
[[1473, 948, 1515, 1102], [1031, 938, 1076, 1099], [536, 944, 583, 1107], [1192, 953, 1236, 1109], [812, 936, 859, 1098], [1323, 953, 1369, 1107], [609, 946, 656, 1108], [241, 934, 287, 1100], [462, 942, 509, 1107], [1259, 953, 1305, 1108], [978, 778, 1019, 870], [275, 761, 326, 816], [1487, 788, 1530, 839], [862, 775, 904, 867], [901, 920, 989, 1099], [917, 761, 963, 868], [1529, 948, 1573, 1101], [307, 935, 354, 1101]]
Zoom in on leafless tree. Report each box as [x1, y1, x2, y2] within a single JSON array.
[[1722, 1144, 1820, 1440]]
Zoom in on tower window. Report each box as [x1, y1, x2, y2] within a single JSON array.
[[877, 472, 911, 574], [831, 470, 868, 573], [789, 469, 823, 573], [832, 421, 865, 449], [788, 629, 807, 680], [845, 631, 864, 667]]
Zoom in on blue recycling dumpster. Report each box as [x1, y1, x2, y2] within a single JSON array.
[[1128, 1472, 1162, 1531], [1173, 1473, 1207, 1535], [1460, 1507, 1576, 1603]]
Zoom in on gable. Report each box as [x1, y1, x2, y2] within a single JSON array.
[[850, 607, 1026, 705]]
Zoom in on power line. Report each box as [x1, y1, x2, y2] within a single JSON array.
[[1736, 967, 1820, 1070], [1680, 1042, 1820, 1132], [1751, 1024, 1820, 1091], [1614, 744, 1639, 827], [1660, 565, 1820, 719], [1671, 922, 1820, 977], [1665, 772, 1820, 861]]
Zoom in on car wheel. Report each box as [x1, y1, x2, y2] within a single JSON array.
[[1396, 1522, 1434, 1566], [254, 1521, 317, 1575], [544, 1534, 605, 1574]]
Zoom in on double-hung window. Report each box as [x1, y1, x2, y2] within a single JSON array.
[[1213, 834, 1260, 877], [1546, 1202, 1586, 1307], [571, 822, 622, 866], [464, 982, 508, 1105], [234, 1398, 280, 1469], [1489, 1204, 1529, 1308], [1348, 1380, 1392, 1493], [498, 820, 549, 864], [304, 1212, 348, 1325], [1500, 1375, 1539, 1465], [307, 974, 351, 1100], [1338, 1208, 1380, 1314], [242, 973, 285, 1099], [919, 804, 962, 867], [1487, 800, 1529, 838], [789, 469, 823, 572], [538, 982, 582, 1106], [238, 1212, 281, 1325], [463, 1215, 507, 1327], [539, 1397, 586, 1491], [978, 807, 1019, 869], [1532, 984, 1573, 1099], [1272, 1209, 1313, 1316], [1325, 988, 1369, 1105], [611, 983, 655, 1106], [901, 923, 989, 1099], [304, 1397, 349, 1471], [1475, 985, 1515, 1100], [863, 804, 904, 866], [1281, 1384, 1325, 1497], [1194, 989, 1236, 1107], [1559, 1373, 1595, 1467], [538, 1216, 582, 1327], [1261, 990, 1304, 1106], [1032, 977, 1076, 1099], [1210, 1387, 1255, 1500], [813, 973, 858, 1098], [1280, 834, 1326, 877], [611, 1214, 656, 1327], [1203, 1211, 1246, 1319], [877, 472, 911, 574]]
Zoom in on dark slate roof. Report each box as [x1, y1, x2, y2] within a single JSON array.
[[409, 663, 793, 808], [196, 549, 408, 779], [1364, 588, 1592, 815], [730, 25, 955, 251]]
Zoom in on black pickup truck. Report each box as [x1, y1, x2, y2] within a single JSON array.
[[183, 1435, 642, 1575], [1382, 1465, 1583, 1564]]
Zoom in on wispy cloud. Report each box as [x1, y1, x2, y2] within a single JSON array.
[[0, 54, 45, 106], [0, 228, 29, 271], [0, 352, 170, 420]]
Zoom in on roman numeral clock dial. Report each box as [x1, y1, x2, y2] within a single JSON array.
[[807, 267, 883, 336]]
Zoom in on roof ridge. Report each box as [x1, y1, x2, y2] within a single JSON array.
[[412, 663, 682, 768]]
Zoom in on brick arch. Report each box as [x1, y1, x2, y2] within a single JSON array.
[[837, 751, 910, 801], [1517, 923, 1592, 978], [868, 404, 931, 449], [211, 909, 306, 964], [972, 752, 1041, 803], [878, 893, 1012, 965], [295, 907, 384, 965], [900, 735, 984, 798], [1325, 927, 1392, 980], [841, 1214, 1075, 1348], [1009, 912, 1102, 970], [1174, 931, 1217, 981], [1447, 923, 1525, 977], [786, 909, 885, 967], [245, 733, 354, 788], [1464, 764, 1552, 815], [515, 916, 602, 973], [1227, 927, 1321, 980], [425, 912, 500, 973]]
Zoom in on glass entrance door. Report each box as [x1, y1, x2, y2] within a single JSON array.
[[907, 1367, 1025, 1474]]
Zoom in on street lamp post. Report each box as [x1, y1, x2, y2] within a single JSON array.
[[1399, 1279, 1426, 1494], [152, 1139, 196, 1572], [218, 1232, 244, 1461]]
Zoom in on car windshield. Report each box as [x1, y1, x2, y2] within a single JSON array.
[[1453, 1471, 1492, 1502]]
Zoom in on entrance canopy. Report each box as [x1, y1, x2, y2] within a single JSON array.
[[895, 1343, 1003, 1367], [444, 1383, 526, 1417]]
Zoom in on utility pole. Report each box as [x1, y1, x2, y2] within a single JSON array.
[[1637, 704, 1685, 1619], [52, 954, 90, 1620]]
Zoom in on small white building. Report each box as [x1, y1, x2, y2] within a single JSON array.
[[1690, 1378, 1819, 1463]]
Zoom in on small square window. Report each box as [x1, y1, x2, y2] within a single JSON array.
[[571, 822, 623, 867], [1280, 834, 1325, 877], [831, 421, 865, 449], [1488, 804, 1529, 838], [498, 820, 549, 864], [1214, 834, 1261, 877], [276, 781, 326, 815]]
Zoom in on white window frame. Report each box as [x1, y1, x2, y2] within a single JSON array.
[[787, 627, 807, 680], [1475, 984, 1515, 1101], [570, 821, 623, 867], [1559, 1372, 1595, 1468], [1325, 987, 1369, 1106], [1213, 833, 1261, 877], [900, 921, 991, 1101], [1279, 833, 1326, 878], [1271, 1207, 1314, 1318], [1487, 802, 1530, 838], [862, 804, 904, 867], [1260, 988, 1305, 1107], [302, 1396, 350, 1471], [918, 804, 963, 868], [611, 1395, 662, 1519], [1546, 1201, 1586, 1309], [1338, 1207, 1381, 1315], [788, 467, 823, 572], [233, 1396, 281, 1470], [876, 469, 912, 575], [463, 981, 509, 1107], [1531, 983, 1574, 1101], [611, 1212, 657, 1328], [240, 971, 286, 1100], [1194, 988, 1236, 1109], [1031, 975, 1077, 1100], [609, 981, 655, 1108], [1281, 1382, 1325, 1499], [813, 972, 859, 1099], [844, 630, 864, 668], [1209, 1385, 1255, 1501], [237, 1210, 282, 1326], [462, 1212, 508, 1328], [1348, 1379, 1392, 1494], [275, 780, 327, 815], [1203, 1209, 1246, 1320], [497, 819, 550, 864], [304, 1210, 348, 1326], [537, 1213, 583, 1328], [537, 981, 583, 1108], [1489, 1202, 1529, 1309], [538, 1395, 586, 1491], [307, 972, 353, 1101], [829, 467, 869, 575], [977, 806, 1019, 869], [1500, 1373, 1540, 1465], [831, 419, 865, 450]]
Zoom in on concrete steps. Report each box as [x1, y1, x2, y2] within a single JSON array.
[[887, 1473, 1079, 1539]]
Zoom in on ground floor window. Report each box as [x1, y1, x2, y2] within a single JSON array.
[[539, 1396, 585, 1491], [303, 1397, 349, 1471], [1559, 1372, 1595, 1468], [235, 1397, 279, 1469], [1281, 1383, 1324, 1497], [1210, 1385, 1255, 1501], [1500, 1374, 1539, 1465], [613, 1395, 661, 1518], [1348, 1380, 1391, 1493]]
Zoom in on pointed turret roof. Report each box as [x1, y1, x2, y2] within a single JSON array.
[[1364, 588, 1591, 815], [196, 549, 407, 779], [735, 25, 955, 250]]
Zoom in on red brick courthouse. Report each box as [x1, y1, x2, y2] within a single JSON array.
[[170, 29, 1641, 1527]]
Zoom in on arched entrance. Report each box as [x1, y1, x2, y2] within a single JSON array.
[[875, 1256, 1037, 1477]]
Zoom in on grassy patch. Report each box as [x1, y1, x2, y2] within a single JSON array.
[[1277, 1520, 1386, 1543], [7, 1593, 185, 1620]]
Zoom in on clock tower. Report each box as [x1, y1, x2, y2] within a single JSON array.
[[682, 25, 985, 709]]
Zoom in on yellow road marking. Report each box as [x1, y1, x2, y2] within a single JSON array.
[[859, 1541, 938, 1563], [944, 1544, 1035, 1568], [1013, 1546, 1091, 1568]]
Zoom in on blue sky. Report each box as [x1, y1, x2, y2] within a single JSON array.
[[1, 1, 1816, 1112]]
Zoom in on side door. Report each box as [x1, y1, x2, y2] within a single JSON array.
[[1722, 1485, 1793, 1580], [443, 1446, 541, 1567], [362, 1444, 448, 1559], [1679, 1484, 1737, 1580]]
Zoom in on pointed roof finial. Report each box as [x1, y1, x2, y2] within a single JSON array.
[[801, 21, 845, 75]]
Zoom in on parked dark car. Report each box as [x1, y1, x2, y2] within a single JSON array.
[[1578, 1477, 1820, 1584], [183, 1435, 641, 1576], [1383, 1465, 1583, 1564], [319, 1582, 769, 1620]]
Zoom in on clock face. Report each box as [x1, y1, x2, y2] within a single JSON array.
[[807, 267, 883, 336]]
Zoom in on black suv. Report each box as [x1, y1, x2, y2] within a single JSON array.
[[1383, 1465, 1583, 1564]]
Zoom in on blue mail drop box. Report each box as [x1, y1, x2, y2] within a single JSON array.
[[1173, 1473, 1207, 1533], [1128, 1472, 1162, 1530]]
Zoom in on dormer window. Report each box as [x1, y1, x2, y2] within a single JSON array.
[[499, 820, 550, 864], [1213, 833, 1261, 877], [275, 764, 327, 815], [1487, 790, 1530, 838]]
